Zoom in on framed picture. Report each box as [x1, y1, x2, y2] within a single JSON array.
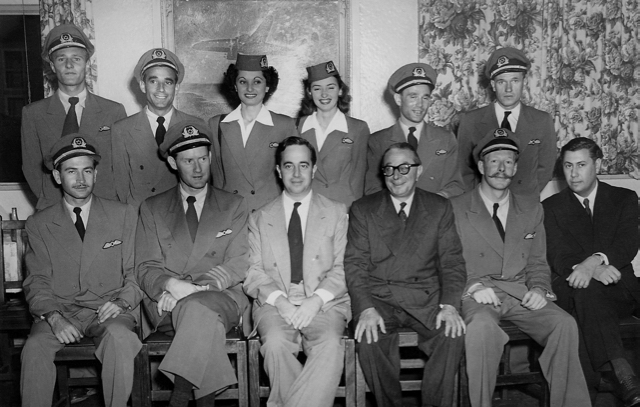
[[160, 0, 350, 120]]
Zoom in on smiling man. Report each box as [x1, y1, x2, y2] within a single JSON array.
[[244, 136, 350, 407], [112, 48, 199, 206], [364, 63, 463, 198], [457, 47, 556, 196], [22, 24, 126, 210], [543, 138, 640, 406]]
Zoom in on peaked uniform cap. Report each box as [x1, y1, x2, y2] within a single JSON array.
[[135, 48, 185, 84], [46, 133, 101, 170], [474, 128, 520, 162], [485, 47, 531, 79], [159, 119, 212, 158], [388, 63, 437, 94], [42, 24, 94, 62]]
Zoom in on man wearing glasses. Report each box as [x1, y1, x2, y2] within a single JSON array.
[[364, 63, 463, 198], [345, 142, 466, 407]]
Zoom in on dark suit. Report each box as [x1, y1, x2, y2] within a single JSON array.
[[298, 115, 370, 208], [111, 109, 198, 205], [457, 103, 556, 196], [364, 122, 464, 198], [543, 182, 640, 384], [21, 197, 142, 407], [135, 185, 249, 398], [21, 92, 127, 210], [208, 110, 298, 211], [451, 187, 590, 407], [345, 189, 466, 407]]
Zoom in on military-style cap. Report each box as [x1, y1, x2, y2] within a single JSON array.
[[388, 63, 437, 94], [46, 134, 101, 170], [135, 48, 185, 84], [485, 47, 530, 80], [42, 24, 94, 62], [236, 53, 269, 71], [474, 128, 520, 162], [160, 119, 212, 158], [306, 61, 339, 83]]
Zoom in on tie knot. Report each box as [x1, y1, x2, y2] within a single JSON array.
[[293, 202, 301, 210], [157, 116, 165, 125], [400, 202, 407, 210], [583, 198, 589, 206], [68, 97, 79, 106], [408, 127, 416, 135], [187, 196, 196, 205], [493, 202, 499, 214], [73, 207, 82, 215], [504, 111, 511, 117]]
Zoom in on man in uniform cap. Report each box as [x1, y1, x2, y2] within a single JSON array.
[[450, 128, 591, 407], [112, 48, 199, 206], [22, 23, 127, 210], [457, 47, 557, 196], [135, 120, 250, 407], [364, 63, 464, 198], [21, 134, 143, 407]]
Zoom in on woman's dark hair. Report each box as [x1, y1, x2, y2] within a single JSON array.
[[221, 63, 279, 105], [299, 74, 352, 116]]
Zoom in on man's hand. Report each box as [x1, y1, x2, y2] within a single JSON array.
[[274, 295, 298, 325], [97, 301, 125, 323], [355, 308, 386, 344], [471, 286, 501, 307], [521, 288, 547, 311], [436, 305, 466, 338], [47, 312, 83, 344], [593, 264, 621, 286], [157, 291, 178, 316], [205, 266, 231, 291], [165, 277, 203, 301], [290, 295, 323, 330], [566, 255, 600, 288]]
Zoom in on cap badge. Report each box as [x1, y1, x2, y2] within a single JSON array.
[[260, 56, 268, 69], [326, 61, 336, 74], [494, 129, 508, 138], [152, 49, 167, 59], [60, 33, 73, 44], [412, 67, 426, 77], [182, 125, 200, 138], [72, 137, 87, 148], [497, 56, 509, 67]]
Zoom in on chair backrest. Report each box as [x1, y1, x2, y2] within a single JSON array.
[[0, 217, 28, 305]]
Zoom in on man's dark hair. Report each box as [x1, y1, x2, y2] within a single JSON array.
[[382, 142, 422, 166], [275, 136, 317, 166], [560, 137, 603, 161]]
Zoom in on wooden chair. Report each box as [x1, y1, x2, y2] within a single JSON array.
[[247, 332, 357, 407], [135, 326, 249, 407]]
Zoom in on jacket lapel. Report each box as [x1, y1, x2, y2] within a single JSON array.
[[47, 200, 82, 266], [45, 96, 66, 137], [416, 126, 436, 169], [264, 198, 291, 291], [301, 128, 328, 185], [79, 197, 107, 278], [468, 188, 504, 257], [560, 188, 593, 252], [502, 194, 527, 267], [302, 195, 326, 279], [245, 121, 274, 165], [396, 191, 430, 258], [186, 187, 226, 270], [79, 92, 103, 133], [165, 188, 194, 259], [372, 193, 405, 256], [592, 183, 615, 247], [221, 121, 252, 183], [514, 105, 534, 156]]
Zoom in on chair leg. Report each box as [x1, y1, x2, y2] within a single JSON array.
[[132, 343, 148, 407], [248, 338, 261, 407], [236, 340, 249, 407], [344, 338, 356, 407], [355, 355, 367, 407], [55, 363, 72, 407]]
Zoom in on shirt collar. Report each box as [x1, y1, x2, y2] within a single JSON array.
[[398, 120, 425, 140], [222, 104, 274, 126], [146, 105, 174, 124], [58, 88, 88, 108], [282, 189, 313, 207], [300, 111, 349, 134], [63, 195, 92, 221], [180, 183, 208, 202], [494, 101, 521, 120], [478, 186, 510, 214], [573, 180, 598, 207], [390, 191, 415, 216]]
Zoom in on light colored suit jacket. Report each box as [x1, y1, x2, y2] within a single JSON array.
[[298, 115, 370, 208], [450, 186, 554, 300], [364, 122, 464, 198], [135, 185, 250, 337], [457, 103, 557, 196], [243, 193, 351, 329], [111, 109, 198, 206], [23, 196, 142, 318], [21, 92, 127, 210], [208, 110, 298, 211]]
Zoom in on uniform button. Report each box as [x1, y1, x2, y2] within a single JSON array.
[[479, 253, 484, 257], [518, 180, 522, 184], [72, 285, 77, 289], [211, 251, 216, 256], [430, 176, 434, 180], [99, 283, 104, 287], [251, 190, 255, 195], [151, 188, 156, 192], [252, 209, 256, 213], [233, 190, 238, 194], [140, 165, 144, 170]]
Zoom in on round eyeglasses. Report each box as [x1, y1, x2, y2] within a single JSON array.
[[381, 164, 420, 177]]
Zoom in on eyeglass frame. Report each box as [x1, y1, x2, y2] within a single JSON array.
[[381, 163, 421, 177]]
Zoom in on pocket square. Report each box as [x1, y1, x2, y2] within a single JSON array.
[[269, 142, 279, 148], [103, 239, 122, 249], [524, 233, 536, 239], [99, 125, 111, 132], [435, 149, 447, 156], [528, 139, 541, 145], [216, 229, 232, 238], [342, 137, 354, 144]]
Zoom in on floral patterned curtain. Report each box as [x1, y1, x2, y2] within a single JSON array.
[[40, 0, 97, 97], [419, 0, 639, 177]]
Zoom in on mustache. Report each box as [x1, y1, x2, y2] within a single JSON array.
[[488, 172, 513, 180]]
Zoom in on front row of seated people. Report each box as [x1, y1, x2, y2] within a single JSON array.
[[20, 123, 640, 406]]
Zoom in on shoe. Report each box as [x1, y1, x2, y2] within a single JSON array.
[[69, 387, 98, 404], [616, 375, 640, 407]]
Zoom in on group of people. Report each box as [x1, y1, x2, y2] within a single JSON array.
[[17, 23, 640, 407]]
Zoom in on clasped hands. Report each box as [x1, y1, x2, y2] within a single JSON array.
[[158, 267, 233, 316], [566, 255, 620, 289], [274, 294, 323, 330], [47, 299, 127, 344], [470, 285, 547, 310]]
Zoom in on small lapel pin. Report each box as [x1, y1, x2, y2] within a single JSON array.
[[528, 139, 541, 145], [342, 137, 354, 144], [103, 239, 122, 249], [435, 149, 447, 156], [524, 232, 536, 239], [269, 142, 279, 148], [99, 125, 111, 132], [216, 228, 232, 238]]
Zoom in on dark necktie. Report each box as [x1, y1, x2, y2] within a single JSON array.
[[62, 97, 80, 136], [288, 202, 303, 284], [583, 198, 592, 219], [156, 116, 166, 146], [398, 202, 407, 222], [501, 111, 512, 131], [407, 126, 418, 149], [73, 207, 85, 241], [492, 203, 505, 242], [186, 196, 198, 242]]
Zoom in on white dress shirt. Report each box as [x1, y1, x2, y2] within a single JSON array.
[[390, 192, 415, 217], [398, 120, 425, 143], [64, 195, 92, 228], [222, 104, 274, 147], [145, 106, 175, 135], [179, 184, 208, 220], [300, 111, 349, 151], [58, 88, 87, 125], [494, 102, 521, 131]]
